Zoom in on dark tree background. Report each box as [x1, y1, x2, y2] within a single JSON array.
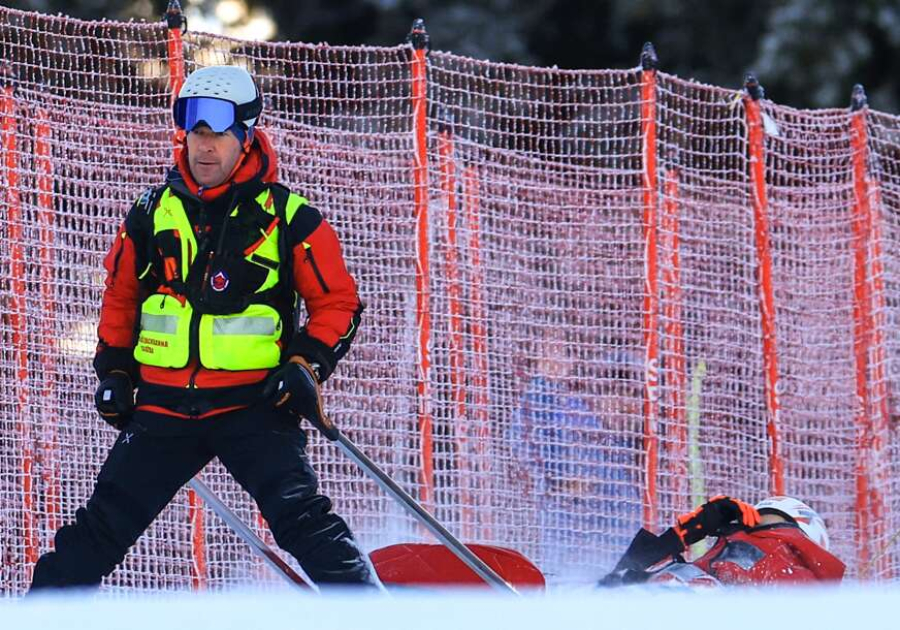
[[5, 0, 900, 111]]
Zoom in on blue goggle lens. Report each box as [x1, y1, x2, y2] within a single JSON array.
[[173, 97, 237, 133]]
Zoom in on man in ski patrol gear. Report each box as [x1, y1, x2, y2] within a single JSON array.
[[30, 65, 377, 589], [599, 495, 844, 587]]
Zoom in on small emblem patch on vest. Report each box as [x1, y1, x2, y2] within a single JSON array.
[[211, 270, 230, 292]]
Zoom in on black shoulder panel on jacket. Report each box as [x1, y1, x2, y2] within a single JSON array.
[[288, 203, 324, 243], [123, 185, 166, 283], [124, 185, 164, 238], [269, 184, 324, 245]]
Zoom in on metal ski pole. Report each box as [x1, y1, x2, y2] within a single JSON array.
[[311, 413, 518, 594], [188, 477, 319, 592]]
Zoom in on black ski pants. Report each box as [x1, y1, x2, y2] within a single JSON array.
[[30, 404, 375, 590]]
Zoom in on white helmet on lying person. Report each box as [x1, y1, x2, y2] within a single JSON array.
[[754, 496, 830, 551]]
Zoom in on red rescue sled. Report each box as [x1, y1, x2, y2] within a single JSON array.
[[370, 543, 545, 589]]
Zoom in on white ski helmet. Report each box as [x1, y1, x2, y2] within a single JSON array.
[[755, 496, 830, 550], [174, 65, 262, 132]]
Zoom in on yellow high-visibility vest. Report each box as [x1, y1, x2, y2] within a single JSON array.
[[134, 187, 308, 371]]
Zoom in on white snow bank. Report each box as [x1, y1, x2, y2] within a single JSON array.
[[6, 584, 898, 630]]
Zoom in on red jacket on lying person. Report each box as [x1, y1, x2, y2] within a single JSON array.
[[688, 520, 844, 584], [600, 495, 845, 587]]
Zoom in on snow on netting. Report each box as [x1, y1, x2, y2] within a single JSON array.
[[1, 5, 898, 594], [427, 57, 647, 580], [869, 109, 900, 579]]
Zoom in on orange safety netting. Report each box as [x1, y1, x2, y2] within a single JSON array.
[[0, 6, 897, 593]]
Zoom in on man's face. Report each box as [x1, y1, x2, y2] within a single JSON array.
[[186, 125, 243, 188]]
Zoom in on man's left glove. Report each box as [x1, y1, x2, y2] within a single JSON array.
[[262, 356, 339, 440], [94, 370, 134, 430], [674, 495, 760, 546]]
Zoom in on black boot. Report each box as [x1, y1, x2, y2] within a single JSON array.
[[29, 506, 125, 592], [269, 494, 378, 586]]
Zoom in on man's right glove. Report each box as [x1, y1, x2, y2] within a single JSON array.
[[262, 356, 340, 440], [94, 370, 134, 430], [673, 495, 760, 546]]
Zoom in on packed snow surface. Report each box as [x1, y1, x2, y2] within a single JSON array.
[[6, 584, 899, 630]]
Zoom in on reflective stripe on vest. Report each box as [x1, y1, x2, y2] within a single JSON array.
[[133, 187, 309, 371], [199, 304, 282, 370], [212, 316, 277, 336], [141, 312, 180, 335]]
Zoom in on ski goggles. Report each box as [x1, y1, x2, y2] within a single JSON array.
[[172, 96, 262, 133]]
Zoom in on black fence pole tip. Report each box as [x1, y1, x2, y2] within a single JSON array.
[[744, 72, 764, 100], [850, 84, 867, 112], [165, 0, 187, 30], [407, 18, 429, 51], [641, 42, 658, 71]]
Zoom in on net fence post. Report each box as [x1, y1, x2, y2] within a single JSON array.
[[2, 69, 38, 587], [742, 73, 784, 496], [640, 42, 660, 531], [166, 0, 187, 163], [850, 83, 873, 576], [408, 18, 434, 509], [164, 0, 208, 589], [849, 84, 890, 579]]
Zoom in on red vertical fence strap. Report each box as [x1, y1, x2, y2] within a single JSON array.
[[410, 21, 434, 507], [2, 85, 37, 578], [256, 512, 276, 547], [849, 104, 891, 577], [743, 87, 784, 496], [463, 165, 491, 539], [660, 168, 688, 516], [439, 127, 472, 535], [640, 59, 659, 530], [867, 180, 892, 578], [850, 107, 873, 573], [189, 488, 207, 589], [35, 107, 59, 535], [251, 511, 277, 579]]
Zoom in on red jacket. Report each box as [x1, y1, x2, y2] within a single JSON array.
[[692, 524, 845, 584], [602, 522, 845, 588], [94, 130, 362, 418]]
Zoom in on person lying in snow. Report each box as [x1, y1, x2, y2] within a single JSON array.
[[599, 495, 845, 587]]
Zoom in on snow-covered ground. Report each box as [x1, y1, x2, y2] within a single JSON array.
[[6, 584, 898, 630]]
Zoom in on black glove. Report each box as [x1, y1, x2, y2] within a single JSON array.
[[262, 356, 339, 440], [674, 495, 760, 546], [599, 528, 664, 587], [94, 370, 134, 430]]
